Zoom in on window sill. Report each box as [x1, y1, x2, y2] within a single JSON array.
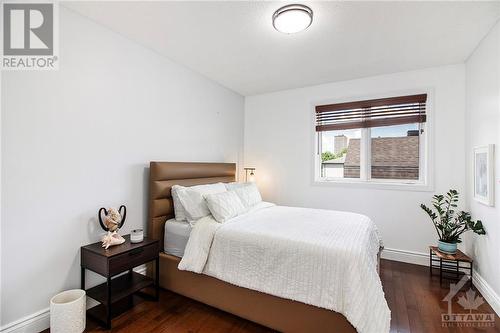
[[312, 178, 433, 192]]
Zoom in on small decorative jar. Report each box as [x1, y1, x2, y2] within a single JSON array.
[[131, 229, 144, 243]]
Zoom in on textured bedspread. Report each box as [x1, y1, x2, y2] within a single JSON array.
[[179, 204, 390, 333]]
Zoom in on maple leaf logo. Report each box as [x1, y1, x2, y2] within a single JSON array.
[[457, 289, 484, 312]]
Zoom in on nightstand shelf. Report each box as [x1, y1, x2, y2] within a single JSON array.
[[86, 271, 154, 305]]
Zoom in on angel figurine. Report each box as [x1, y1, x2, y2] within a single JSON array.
[[98, 205, 127, 249]]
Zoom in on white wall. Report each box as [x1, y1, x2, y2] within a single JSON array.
[[464, 20, 500, 305], [244, 65, 466, 259], [0, 7, 244, 328]]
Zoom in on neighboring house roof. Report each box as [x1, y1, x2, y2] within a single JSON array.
[[344, 137, 419, 167], [344, 139, 360, 167], [323, 155, 346, 164]]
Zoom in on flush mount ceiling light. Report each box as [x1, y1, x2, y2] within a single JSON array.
[[272, 4, 313, 34]]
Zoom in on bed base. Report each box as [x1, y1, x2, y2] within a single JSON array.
[[159, 253, 356, 333]]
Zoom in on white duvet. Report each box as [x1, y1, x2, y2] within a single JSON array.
[[179, 203, 390, 333]]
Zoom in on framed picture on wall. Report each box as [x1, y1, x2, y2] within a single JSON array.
[[473, 144, 495, 206]]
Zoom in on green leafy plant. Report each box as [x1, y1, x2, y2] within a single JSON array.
[[321, 151, 335, 162], [420, 189, 486, 243], [321, 148, 348, 162]]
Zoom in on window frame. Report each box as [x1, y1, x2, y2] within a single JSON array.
[[312, 90, 434, 192]]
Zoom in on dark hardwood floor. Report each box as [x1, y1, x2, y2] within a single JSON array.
[[49, 259, 500, 333], [381, 260, 499, 333]]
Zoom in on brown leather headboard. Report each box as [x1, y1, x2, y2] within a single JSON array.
[[148, 162, 236, 251]]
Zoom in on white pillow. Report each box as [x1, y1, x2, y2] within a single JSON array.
[[224, 182, 252, 191], [171, 185, 187, 221], [233, 183, 262, 208], [205, 191, 246, 223], [172, 183, 227, 221], [175, 183, 227, 224]]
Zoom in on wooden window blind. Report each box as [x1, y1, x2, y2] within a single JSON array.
[[315, 94, 427, 132]]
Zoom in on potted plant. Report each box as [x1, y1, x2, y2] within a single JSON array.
[[420, 189, 486, 254]]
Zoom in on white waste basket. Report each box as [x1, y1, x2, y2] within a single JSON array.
[[50, 289, 86, 333]]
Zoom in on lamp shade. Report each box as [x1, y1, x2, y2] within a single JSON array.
[[244, 167, 256, 182]]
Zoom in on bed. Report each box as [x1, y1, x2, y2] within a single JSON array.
[[148, 161, 389, 333]]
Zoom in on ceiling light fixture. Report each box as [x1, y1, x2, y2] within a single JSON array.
[[272, 4, 313, 34]]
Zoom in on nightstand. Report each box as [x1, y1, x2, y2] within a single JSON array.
[[81, 235, 159, 329]]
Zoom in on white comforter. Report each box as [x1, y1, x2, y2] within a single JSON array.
[[179, 203, 390, 333]]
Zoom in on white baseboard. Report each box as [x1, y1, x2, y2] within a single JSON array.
[[381, 247, 429, 266], [0, 309, 49, 333], [0, 266, 148, 333], [473, 270, 500, 316]]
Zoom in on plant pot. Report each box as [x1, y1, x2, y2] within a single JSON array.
[[438, 240, 457, 254], [50, 289, 86, 333]]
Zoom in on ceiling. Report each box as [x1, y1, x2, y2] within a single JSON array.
[[63, 1, 500, 96]]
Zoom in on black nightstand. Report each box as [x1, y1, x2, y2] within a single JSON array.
[[81, 235, 159, 329]]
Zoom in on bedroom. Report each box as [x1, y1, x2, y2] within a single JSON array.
[[1, 1, 500, 333]]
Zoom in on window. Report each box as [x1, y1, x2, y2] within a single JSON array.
[[316, 94, 427, 185]]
